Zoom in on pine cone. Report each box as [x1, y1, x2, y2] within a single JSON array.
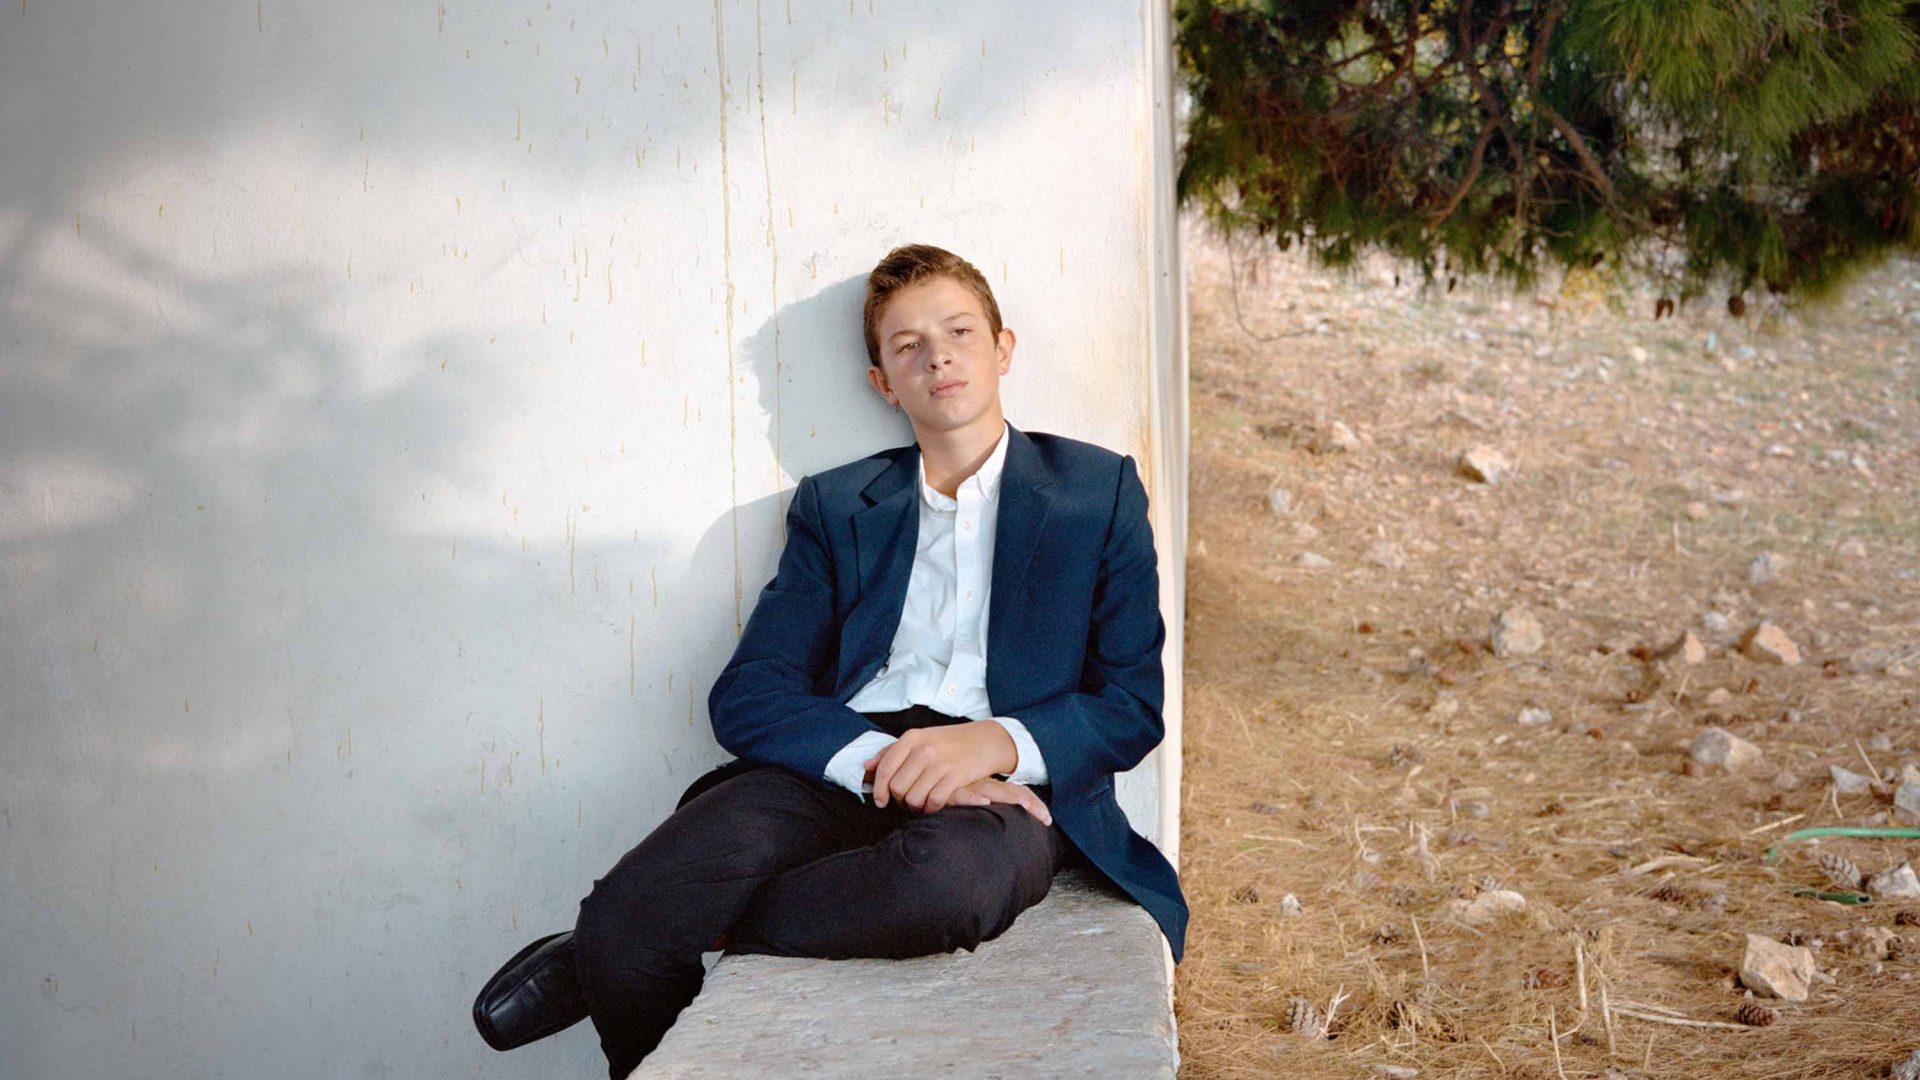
[[1734, 1001, 1779, 1027], [1818, 851, 1863, 891], [1523, 965, 1566, 989], [1287, 997, 1328, 1039], [1649, 881, 1699, 906], [1372, 923, 1404, 945]]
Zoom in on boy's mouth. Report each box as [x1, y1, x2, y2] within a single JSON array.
[[931, 380, 966, 398]]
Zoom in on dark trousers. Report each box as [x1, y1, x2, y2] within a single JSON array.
[[572, 706, 1068, 1079]]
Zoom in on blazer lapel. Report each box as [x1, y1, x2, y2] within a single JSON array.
[[839, 446, 920, 696], [987, 425, 1054, 703]]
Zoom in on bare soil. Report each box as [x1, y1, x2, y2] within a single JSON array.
[[1174, 222, 1920, 1078]]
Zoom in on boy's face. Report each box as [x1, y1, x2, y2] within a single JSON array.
[[866, 275, 1014, 442]]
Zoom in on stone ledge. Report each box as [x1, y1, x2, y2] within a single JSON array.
[[634, 868, 1177, 1078]]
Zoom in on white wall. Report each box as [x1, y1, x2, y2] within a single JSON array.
[[0, 2, 1185, 1076]]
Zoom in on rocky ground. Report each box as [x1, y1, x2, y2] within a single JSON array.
[[1173, 222, 1920, 1078]]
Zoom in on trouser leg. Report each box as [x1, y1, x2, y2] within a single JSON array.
[[572, 764, 883, 1079], [726, 801, 1064, 960]]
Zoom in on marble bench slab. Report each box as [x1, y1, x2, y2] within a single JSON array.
[[634, 868, 1177, 1078]]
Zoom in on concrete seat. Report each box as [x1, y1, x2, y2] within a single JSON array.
[[633, 868, 1177, 1078]]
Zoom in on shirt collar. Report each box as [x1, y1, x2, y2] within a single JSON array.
[[916, 420, 1010, 510]]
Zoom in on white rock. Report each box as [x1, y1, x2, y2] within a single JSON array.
[[1491, 607, 1544, 657], [1691, 727, 1764, 771], [1311, 420, 1360, 454], [1868, 863, 1920, 900], [1457, 889, 1527, 927], [1893, 1048, 1920, 1080], [1703, 611, 1733, 635], [1457, 446, 1510, 484], [1740, 934, 1814, 1002], [1516, 707, 1553, 727], [1293, 552, 1333, 569], [1279, 893, 1303, 917], [1365, 540, 1408, 571], [1704, 687, 1733, 707], [1748, 552, 1787, 586], [1266, 486, 1294, 515], [1897, 783, 1920, 824], [1831, 764, 1876, 795], [1676, 630, 1707, 664], [1742, 622, 1803, 666]]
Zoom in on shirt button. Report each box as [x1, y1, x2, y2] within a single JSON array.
[[961, 520, 973, 531], [964, 589, 974, 600], [944, 686, 957, 696]]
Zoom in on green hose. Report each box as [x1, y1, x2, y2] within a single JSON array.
[[1764, 826, 1920, 864]]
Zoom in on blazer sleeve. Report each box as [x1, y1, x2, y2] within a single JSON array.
[[1010, 454, 1167, 797], [706, 474, 890, 782]]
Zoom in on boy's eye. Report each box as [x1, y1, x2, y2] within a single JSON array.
[[897, 341, 918, 354], [952, 327, 970, 337]]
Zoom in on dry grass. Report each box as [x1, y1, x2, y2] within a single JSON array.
[[1174, 221, 1920, 1078]]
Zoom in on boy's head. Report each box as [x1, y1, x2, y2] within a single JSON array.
[[861, 244, 1016, 443], [862, 244, 1003, 367]]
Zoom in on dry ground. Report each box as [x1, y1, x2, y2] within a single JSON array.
[[1173, 222, 1920, 1078]]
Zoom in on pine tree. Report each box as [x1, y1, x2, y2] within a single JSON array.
[[1174, 0, 1920, 310]]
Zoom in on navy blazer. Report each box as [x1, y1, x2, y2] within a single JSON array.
[[701, 424, 1189, 962]]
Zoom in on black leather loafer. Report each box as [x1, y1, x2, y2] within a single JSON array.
[[472, 930, 592, 1051]]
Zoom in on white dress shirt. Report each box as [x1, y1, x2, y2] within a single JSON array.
[[824, 422, 1049, 801]]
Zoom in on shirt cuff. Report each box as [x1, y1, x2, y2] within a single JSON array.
[[986, 716, 1049, 786], [823, 730, 898, 802]]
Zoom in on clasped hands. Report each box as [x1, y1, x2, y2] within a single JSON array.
[[862, 720, 1052, 826]]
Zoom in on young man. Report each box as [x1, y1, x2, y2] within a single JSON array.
[[473, 244, 1188, 1078]]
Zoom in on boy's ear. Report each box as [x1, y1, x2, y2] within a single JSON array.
[[996, 326, 1015, 375], [865, 364, 894, 404]]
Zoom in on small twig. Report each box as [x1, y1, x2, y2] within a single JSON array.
[[1415, 821, 1440, 882], [1855, 737, 1884, 783], [1478, 1034, 1507, 1072], [1627, 854, 1708, 875], [1574, 940, 1589, 1018], [1599, 974, 1618, 1057], [1613, 1005, 1754, 1031], [1239, 833, 1311, 846], [1748, 813, 1807, 836], [1324, 985, 1351, 1034], [1549, 1008, 1570, 1080], [1412, 915, 1431, 983]]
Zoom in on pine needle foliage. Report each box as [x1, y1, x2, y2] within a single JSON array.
[[1174, 0, 1920, 309]]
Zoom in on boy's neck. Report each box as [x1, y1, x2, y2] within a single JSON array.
[[914, 408, 1007, 499]]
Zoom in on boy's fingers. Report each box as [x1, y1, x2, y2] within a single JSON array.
[[870, 744, 908, 807], [904, 768, 941, 812]]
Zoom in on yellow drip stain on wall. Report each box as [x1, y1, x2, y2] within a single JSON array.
[[934, 86, 942, 119], [515, 106, 522, 142], [652, 564, 659, 608]]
